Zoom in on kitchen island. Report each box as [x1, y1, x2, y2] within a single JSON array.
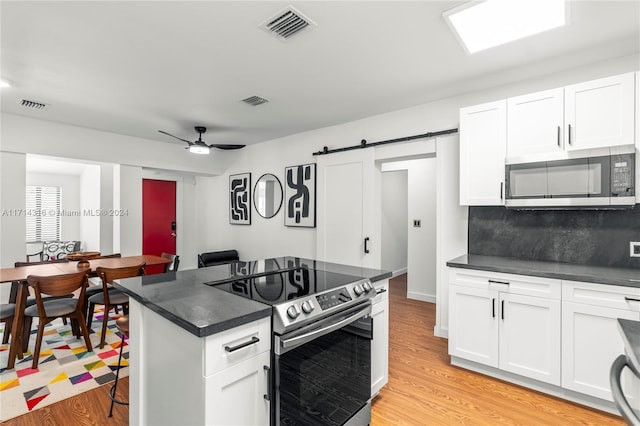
[[113, 256, 391, 426]]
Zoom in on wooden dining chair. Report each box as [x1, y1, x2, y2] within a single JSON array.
[[161, 252, 180, 272], [85, 253, 122, 321], [1, 303, 16, 345], [89, 263, 145, 349], [25, 271, 93, 369]]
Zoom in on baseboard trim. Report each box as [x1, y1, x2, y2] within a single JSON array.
[[407, 291, 436, 303], [450, 357, 619, 415]]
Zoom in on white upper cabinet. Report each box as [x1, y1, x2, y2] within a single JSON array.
[[459, 100, 507, 206], [507, 88, 564, 158], [564, 72, 635, 150]]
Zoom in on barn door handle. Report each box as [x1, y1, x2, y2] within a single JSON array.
[[364, 237, 370, 254]]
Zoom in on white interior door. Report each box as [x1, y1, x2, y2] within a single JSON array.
[[316, 149, 377, 268]]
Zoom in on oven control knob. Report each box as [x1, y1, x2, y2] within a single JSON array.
[[354, 285, 364, 296], [362, 282, 373, 293], [287, 305, 301, 320], [301, 300, 314, 314]]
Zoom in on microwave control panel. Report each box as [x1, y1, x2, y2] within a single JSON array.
[[611, 154, 635, 196]]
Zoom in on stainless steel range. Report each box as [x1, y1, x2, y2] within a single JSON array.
[[206, 258, 375, 426]]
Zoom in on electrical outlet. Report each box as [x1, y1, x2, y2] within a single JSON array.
[[631, 242, 640, 257], [413, 219, 421, 228]]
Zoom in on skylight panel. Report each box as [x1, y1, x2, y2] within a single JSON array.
[[444, 0, 567, 54]]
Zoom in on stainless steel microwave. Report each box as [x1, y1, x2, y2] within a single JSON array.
[[505, 147, 636, 208]]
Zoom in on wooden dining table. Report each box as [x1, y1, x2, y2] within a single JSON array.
[[0, 254, 172, 370]]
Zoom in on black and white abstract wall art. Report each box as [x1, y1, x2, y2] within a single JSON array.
[[285, 163, 316, 227], [229, 173, 251, 225]]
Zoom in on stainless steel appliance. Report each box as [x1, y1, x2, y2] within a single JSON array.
[[505, 146, 635, 208], [206, 258, 375, 426]]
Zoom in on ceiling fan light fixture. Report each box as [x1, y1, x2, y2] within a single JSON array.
[[189, 145, 210, 155]]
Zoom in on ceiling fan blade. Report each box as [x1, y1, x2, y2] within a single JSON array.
[[158, 130, 194, 144], [208, 144, 246, 150]]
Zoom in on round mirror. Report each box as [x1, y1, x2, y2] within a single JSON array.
[[253, 173, 283, 219]]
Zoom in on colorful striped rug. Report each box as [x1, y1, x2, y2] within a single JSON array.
[[0, 308, 128, 421]]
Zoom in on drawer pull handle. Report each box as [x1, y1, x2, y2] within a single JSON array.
[[492, 298, 496, 318], [225, 336, 260, 353], [263, 365, 271, 401], [489, 279, 510, 286], [501, 300, 505, 320], [624, 297, 640, 303]]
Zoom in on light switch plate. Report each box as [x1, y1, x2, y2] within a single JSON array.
[[630, 242, 640, 257]]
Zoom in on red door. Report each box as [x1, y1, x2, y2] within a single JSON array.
[[143, 179, 176, 274]]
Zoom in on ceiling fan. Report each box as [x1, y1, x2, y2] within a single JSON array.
[[158, 126, 245, 154]]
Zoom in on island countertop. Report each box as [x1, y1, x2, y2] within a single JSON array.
[[447, 254, 640, 287], [112, 256, 391, 338]]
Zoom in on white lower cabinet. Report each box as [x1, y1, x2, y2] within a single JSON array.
[[562, 280, 640, 405], [449, 268, 640, 413], [448, 268, 561, 386], [371, 279, 389, 397], [205, 351, 271, 426]]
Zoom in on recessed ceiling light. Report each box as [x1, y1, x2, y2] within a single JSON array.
[[0, 79, 10, 88], [444, 0, 568, 54], [189, 145, 210, 155]]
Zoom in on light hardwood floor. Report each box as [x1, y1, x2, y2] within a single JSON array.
[[5, 274, 624, 425]]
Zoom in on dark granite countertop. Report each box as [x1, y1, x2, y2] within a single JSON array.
[[447, 254, 640, 287], [618, 319, 640, 374], [113, 256, 391, 338]]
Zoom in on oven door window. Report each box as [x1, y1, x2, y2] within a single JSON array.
[[277, 322, 371, 426]]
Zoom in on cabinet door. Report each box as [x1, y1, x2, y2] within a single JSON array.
[[564, 72, 635, 150], [562, 301, 640, 402], [499, 293, 561, 385], [459, 100, 507, 206], [371, 285, 389, 397], [449, 285, 498, 367], [507, 88, 564, 158], [205, 351, 271, 426]]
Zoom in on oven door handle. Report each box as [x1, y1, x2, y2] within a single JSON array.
[[277, 304, 372, 355]]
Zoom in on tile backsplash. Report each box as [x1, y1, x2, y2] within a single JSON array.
[[468, 206, 640, 269]]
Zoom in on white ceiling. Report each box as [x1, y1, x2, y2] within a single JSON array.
[[1, 1, 639, 149]]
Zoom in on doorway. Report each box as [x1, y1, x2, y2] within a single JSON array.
[[381, 158, 437, 302], [142, 179, 176, 274]]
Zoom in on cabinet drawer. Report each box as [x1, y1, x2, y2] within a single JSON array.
[[562, 280, 640, 311], [449, 268, 560, 299], [204, 317, 271, 376]]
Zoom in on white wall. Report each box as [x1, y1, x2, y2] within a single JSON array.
[[381, 170, 408, 274], [79, 165, 101, 251], [100, 164, 115, 255], [435, 134, 468, 338], [26, 171, 81, 242], [0, 152, 26, 268], [114, 165, 143, 256]]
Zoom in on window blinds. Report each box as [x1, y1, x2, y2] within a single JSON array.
[[25, 185, 62, 242]]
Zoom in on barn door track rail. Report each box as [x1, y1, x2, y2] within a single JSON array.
[[312, 128, 458, 156]]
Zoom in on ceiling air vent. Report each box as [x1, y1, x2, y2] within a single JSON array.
[[242, 95, 270, 106], [260, 6, 317, 40], [19, 99, 48, 110]]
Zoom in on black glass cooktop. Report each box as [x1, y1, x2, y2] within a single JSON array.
[[204, 258, 363, 306]]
